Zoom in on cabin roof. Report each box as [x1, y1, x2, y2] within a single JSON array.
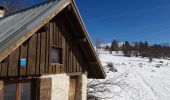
[[0, 0, 106, 79]]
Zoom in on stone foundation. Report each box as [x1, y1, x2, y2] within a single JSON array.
[[41, 74, 70, 100], [81, 74, 87, 100], [39, 73, 87, 100], [76, 74, 87, 100]]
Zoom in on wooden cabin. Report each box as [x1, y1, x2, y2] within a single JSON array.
[[0, 0, 106, 100]]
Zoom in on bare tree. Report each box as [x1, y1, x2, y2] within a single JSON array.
[[87, 61, 141, 100], [87, 73, 132, 100], [95, 37, 102, 56], [3, 0, 47, 15], [3, 0, 23, 14]]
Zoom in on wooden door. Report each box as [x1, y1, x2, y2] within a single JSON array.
[[69, 76, 78, 100]]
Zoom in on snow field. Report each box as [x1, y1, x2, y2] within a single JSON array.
[[92, 50, 170, 100]]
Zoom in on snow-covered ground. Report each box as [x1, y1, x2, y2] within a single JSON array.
[[93, 50, 170, 100]]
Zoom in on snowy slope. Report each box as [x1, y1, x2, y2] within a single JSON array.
[[92, 50, 170, 100]]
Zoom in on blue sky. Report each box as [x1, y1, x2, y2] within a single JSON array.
[[1, 0, 170, 44], [74, 0, 170, 44], [0, 0, 47, 8]]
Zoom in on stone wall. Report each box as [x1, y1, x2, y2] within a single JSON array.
[[40, 73, 87, 100], [76, 74, 87, 100], [41, 74, 70, 100], [81, 74, 87, 100]]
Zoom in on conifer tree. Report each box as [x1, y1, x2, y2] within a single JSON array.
[[122, 41, 132, 57], [111, 40, 118, 51]]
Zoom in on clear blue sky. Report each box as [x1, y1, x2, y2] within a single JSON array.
[[74, 0, 170, 44], [1, 0, 170, 44]]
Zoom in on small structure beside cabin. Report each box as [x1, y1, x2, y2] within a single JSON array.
[[0, 0, 105, 100]]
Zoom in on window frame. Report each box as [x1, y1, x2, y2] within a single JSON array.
[[50, 45, 63, 65], [3, 79, 36, 100]]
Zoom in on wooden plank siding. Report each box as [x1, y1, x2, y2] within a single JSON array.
[[0, 13, 86, 77]]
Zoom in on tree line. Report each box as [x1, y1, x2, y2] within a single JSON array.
[[105, 40, 170, 59]]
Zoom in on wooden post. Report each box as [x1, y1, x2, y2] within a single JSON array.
[[0, 80, 4, 100], [39, 78, 52, 100]]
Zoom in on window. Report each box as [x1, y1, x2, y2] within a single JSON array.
[[3, 80, 36, 100], [51, 46, 62, 64], [4, 84, 16, 100], [20, 83, 31, 100]]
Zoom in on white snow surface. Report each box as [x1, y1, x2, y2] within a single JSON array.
[[92, 50, 170, 100]]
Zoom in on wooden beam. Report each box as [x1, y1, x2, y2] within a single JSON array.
[[87, 62, 98, 65], [73, 38, 87, 44], [63, 10, 80, 38], [66, 72, 82, 76], [70, 1, 106, 79]]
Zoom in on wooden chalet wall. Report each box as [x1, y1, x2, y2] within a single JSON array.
[[0, 11, 87, 77]]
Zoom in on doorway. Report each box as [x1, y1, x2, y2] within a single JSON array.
[[69, 76, 78, 100]]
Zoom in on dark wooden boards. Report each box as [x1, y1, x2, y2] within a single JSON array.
[[0, 14, 85, 77], [8, 48, 19, 76]]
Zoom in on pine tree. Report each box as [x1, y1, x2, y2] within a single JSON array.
[[111, 40, 118, 51], [122, 41, 132, 57], [138, 41, 144, 57], [143, 41, 149, 57], [133, 42, 139, 57], [105, 45, 110, 51]]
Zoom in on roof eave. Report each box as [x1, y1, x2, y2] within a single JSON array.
[[0, 0, 71, 62], [70, 0, 106, 79]]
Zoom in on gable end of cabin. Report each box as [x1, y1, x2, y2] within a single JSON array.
[[0, 0, 105, 100]]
